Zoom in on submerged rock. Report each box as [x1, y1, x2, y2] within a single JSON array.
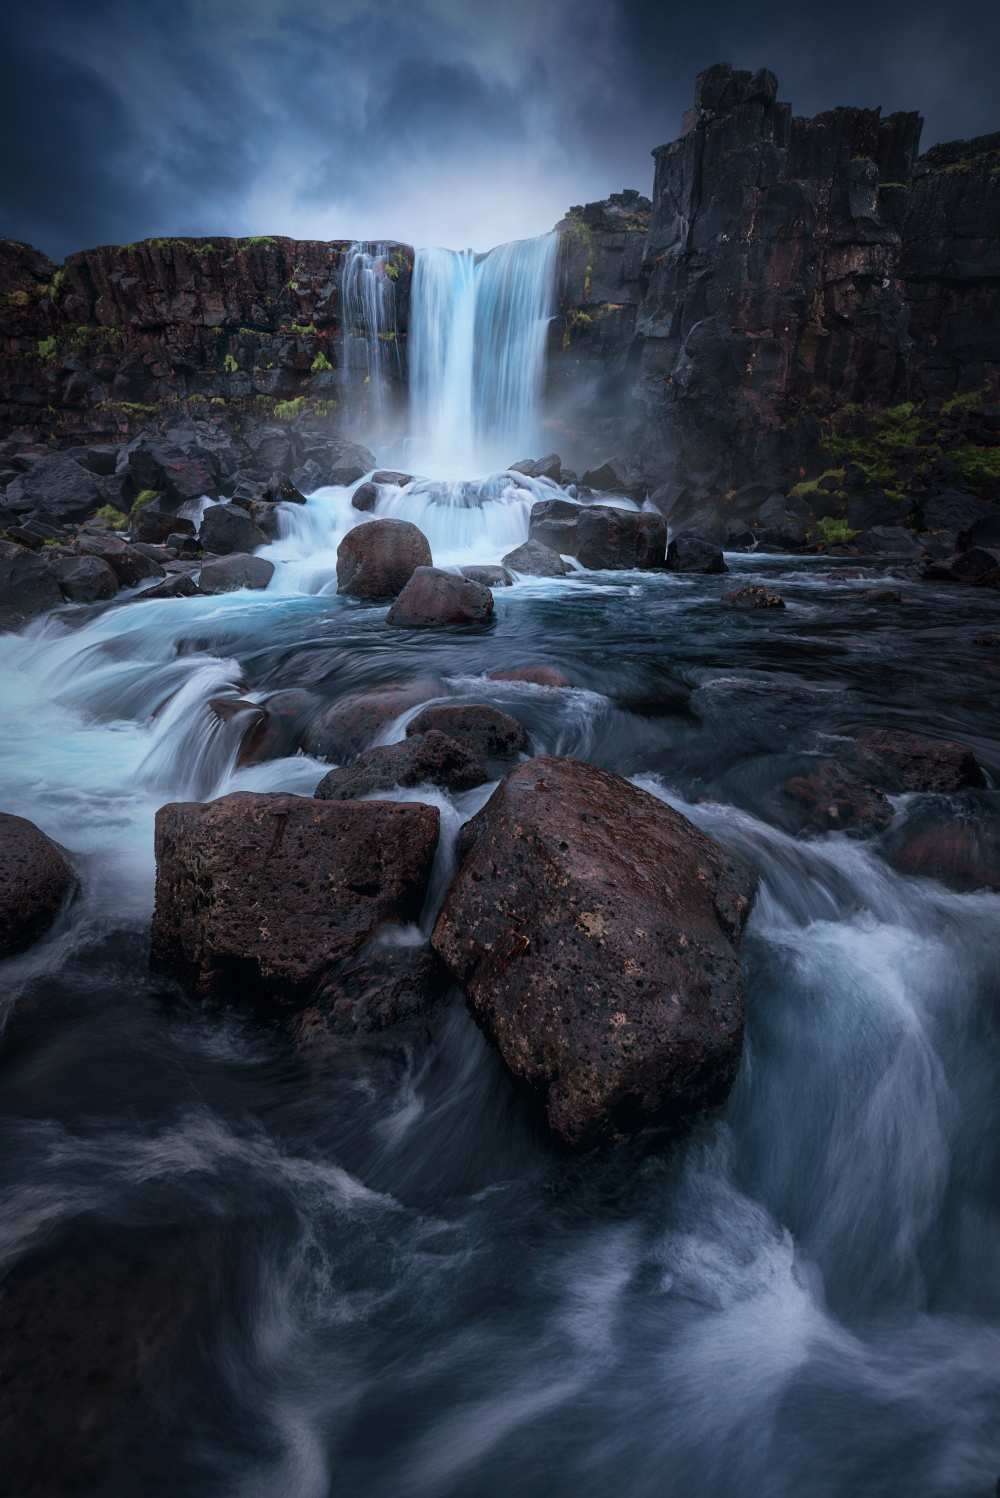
[[151, 792, 440, 1007], [666, 535, 727, 573], [783, 727, 986, 839], [884, 798, 1000, 893], [432, 757, 757, 1148], [487, 664, 572, 688], [501, 540, 569, 577], [0, 812, 75, 958], [387, 566, 494, 627], [292, 942, 448, 1044], [300, 678, 445, 761], [852, 727, 985, 793], [237, 688, 321, 766], [199, 553, 274, 594], [407, 703, 529, 767], [315, 730, 487, 800], [336, 518, 432, 599], [782, 761, 894, 838], [723, 584, 785, 609]]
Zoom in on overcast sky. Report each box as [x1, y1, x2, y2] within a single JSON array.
[[2, 0, 998, 261]]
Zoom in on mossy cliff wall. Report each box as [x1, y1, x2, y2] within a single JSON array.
[[0, 237, 413, 443]]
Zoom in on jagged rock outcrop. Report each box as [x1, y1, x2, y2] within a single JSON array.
[[550, 64, 999, 537]]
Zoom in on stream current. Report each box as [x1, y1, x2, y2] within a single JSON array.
[[1, 467, 999, 1497]]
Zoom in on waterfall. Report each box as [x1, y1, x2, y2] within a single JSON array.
[[409, 234, 557, 476], [340, 242, 401, 424]]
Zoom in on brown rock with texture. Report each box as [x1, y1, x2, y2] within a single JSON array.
[[432, 756, 757, 1148], [852, 727, 985, 793], [0, 812, 75, 957], [336, 519, 431, 599], [315, 730, 487, 800], [407, 703, 529, 765], [151, 792, 439, 1006], [386, 566, 494, 626]]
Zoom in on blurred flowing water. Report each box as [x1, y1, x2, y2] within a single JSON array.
[[1, 468, 998, 1495]]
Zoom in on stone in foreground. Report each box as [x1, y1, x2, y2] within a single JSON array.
[[151, 792, 439, 1006], [0, 812, 75, 958], [386, 566, 493, 627], [336, 519, 432, 599], [432, 757, 757, 1148]]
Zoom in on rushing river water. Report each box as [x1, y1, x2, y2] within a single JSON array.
[[1, 469, 999, 1497]]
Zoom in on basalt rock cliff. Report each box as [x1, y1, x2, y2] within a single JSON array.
[[1, 63, 998, 541], [552, 64, 1000, 535], [0, 236, 412, 445]]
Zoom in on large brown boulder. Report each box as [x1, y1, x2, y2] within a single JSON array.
[[336, 519, 432, 599], [386, 566, 494, 626], [431, 757, 757, 1148], [315, 731, 487, 800], [300, 678, 444, 761], [0, 812, 75, 957], [151, 792, 440, 1008], [406, 703, 529, 766]]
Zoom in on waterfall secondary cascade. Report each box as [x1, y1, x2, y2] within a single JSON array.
[[409, 234, 557, 477], [340, 242, 401, 423]]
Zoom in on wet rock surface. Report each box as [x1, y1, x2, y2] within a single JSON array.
[[152, 792, 440, 1007], [336, 519, 433, 599], [501, 540, 569, 577], [667, 536, 727, 574], [315, 730, 487, 800], [300, 679, 446, 761], [0, 812, 75, 958], [406, 703, 529, 767], [386, 566, 494, 627], [723, 584, 785, 609], [432, 756, 757, 1148]]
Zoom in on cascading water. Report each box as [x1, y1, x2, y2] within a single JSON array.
[[408, 234, 557, 476], [340, 242, 402, 427]]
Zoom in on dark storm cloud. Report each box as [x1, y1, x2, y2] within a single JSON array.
[[1, 0, 998, 261]]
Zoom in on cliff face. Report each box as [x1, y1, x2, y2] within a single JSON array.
[[0, 236, 413, 443], [1, 63, 997, 529], [552, 65, 999, 521]]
